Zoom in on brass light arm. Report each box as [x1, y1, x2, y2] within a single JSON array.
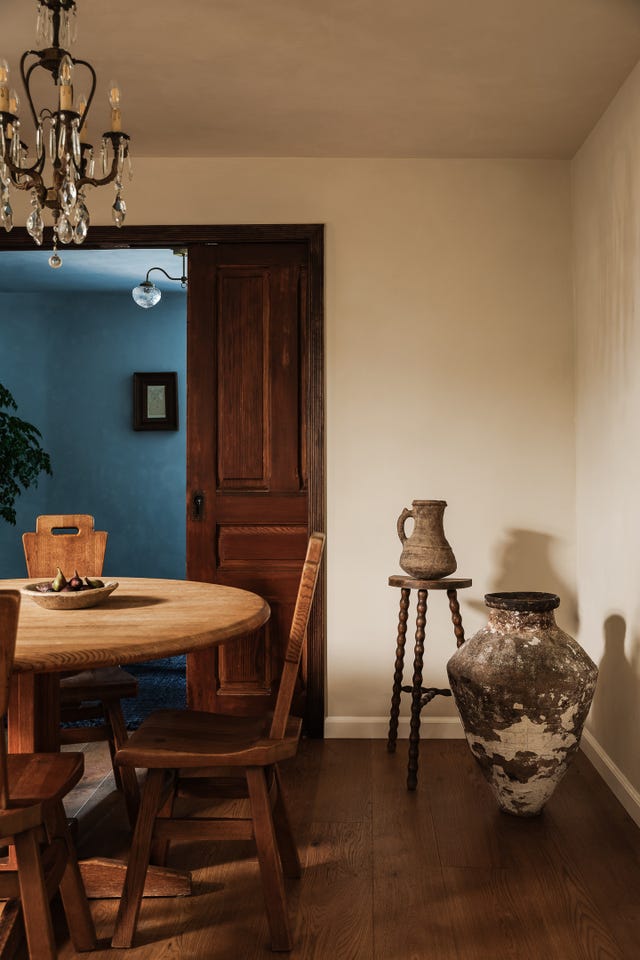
[[145, 263, 187, 286]]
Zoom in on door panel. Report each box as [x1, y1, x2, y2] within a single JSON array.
[[187, 242, 312, 720], [216, 268, 270, 489]]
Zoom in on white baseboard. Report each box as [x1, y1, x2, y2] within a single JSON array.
[[324, 715, 465, 739], [581, 729, 640, 828]]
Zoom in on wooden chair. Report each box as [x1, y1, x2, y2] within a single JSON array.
[[110, 531, 325, 952], [0, 590, 96, 959], [22, 514, 140, 826]]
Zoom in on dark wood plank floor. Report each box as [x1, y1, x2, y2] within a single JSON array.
[[48, 738, 640, 959]]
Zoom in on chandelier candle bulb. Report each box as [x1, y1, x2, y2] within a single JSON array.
[[77, 94, 87, 135], [0, 60, 9, 111], [109, 81, 121, 132], [58, 55, 73, 110]]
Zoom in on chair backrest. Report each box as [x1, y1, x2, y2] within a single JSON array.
[[22, 514, 107, 579], [0, 590, 20, 808], [269, 532, 325, 740]]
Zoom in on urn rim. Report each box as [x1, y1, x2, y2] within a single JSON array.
[[484, 591, 560, 612]]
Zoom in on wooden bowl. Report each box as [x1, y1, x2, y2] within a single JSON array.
[[21, 581, 119, 610]]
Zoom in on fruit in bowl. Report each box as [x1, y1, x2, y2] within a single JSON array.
[[23, 573, 118, 610], [34, 567, 106, 593]]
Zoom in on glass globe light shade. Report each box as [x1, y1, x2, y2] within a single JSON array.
[[132, 280, 161, 308]]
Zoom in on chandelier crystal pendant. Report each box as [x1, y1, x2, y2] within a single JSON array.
[[0, 0, 132, 267]]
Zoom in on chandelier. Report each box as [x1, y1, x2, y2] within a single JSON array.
[[0, 0, 131, 267]]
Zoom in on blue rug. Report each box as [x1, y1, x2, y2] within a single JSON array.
[[121, 655, 187, 729]]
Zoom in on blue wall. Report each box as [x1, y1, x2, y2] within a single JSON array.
[[0, 289, 186, 579]]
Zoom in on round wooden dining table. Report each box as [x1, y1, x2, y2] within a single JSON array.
[[1, 576, 271, 754], [0, 576, 270, 902]]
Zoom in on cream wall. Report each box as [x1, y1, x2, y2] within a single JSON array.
[[572, 61, 640, 819], [86, 158, 575, 735]]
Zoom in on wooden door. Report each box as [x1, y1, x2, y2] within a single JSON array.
[[186, 240, 323, 731]]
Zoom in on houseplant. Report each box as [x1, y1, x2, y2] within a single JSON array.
[[0, 382, 52, 525]]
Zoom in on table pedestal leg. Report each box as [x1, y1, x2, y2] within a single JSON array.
[[387, 587, 410, 753], [8, 673, 60, 753], [407, 589, 428, 791]]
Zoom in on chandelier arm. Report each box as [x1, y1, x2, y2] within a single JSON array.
[[0, 164, 47, 205], [76, 139, 128, 191], [2, 157, 45, 185], [69, 56, 97, 133], [20, 51, 45, 131]]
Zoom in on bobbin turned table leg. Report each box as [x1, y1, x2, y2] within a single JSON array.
[[387, 587, 411, 753], [407, 588, 428, 790], [447, 589, 466, 647]]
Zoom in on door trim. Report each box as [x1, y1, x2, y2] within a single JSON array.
[[0, 224, 326, 736]]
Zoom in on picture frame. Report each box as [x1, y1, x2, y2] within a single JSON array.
[[133, 372, 178, 431]]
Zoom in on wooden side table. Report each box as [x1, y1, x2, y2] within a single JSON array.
[[387, 575, 472, 789]]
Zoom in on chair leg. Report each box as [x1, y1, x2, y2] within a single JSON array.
[[150, 779, 177, 868], [104, 699, 140, 829], [111, 768, 165, 949], [45, 801, 96, 952], [246, 766, 292, 952], [271, 765, 302, 879], [14, 826, 57, 960]]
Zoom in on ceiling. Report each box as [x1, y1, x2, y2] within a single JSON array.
[[2, 0, 640, 160], [0, 249, 187, 294], [2, 1, 640, 293]]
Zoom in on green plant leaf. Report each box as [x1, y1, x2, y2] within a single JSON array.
[[0, 383, 52, 526]]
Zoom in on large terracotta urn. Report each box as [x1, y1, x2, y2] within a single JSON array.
[[446, 592, 598, 817], [397, 500, 457, 579]]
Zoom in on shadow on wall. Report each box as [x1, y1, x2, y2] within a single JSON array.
[[470, 527, 578, 633], [590, 614, 640, 787]]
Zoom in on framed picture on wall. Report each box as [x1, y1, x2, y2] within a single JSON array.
[[133, 372, 178, 431]]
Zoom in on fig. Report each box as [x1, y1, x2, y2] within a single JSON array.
[[35, 581, 53, 593], [51, 567, 67, 592], [68, 570, 83, 591], [85, 577, 104, 589]]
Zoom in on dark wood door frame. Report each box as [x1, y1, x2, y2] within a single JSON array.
[[0, 224, 326, 736]]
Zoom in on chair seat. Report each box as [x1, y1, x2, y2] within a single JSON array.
[[115, 709, 302, 770], [60, 666, 138, 705], [7, 752, 84, 804]]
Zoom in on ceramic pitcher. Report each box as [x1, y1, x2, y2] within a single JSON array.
[[397, 499, 457, 579]]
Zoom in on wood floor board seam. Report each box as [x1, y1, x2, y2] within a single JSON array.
[[53, 738, 640, 960]]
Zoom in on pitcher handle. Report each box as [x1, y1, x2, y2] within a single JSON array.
[[397, 507, 412, 544]]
